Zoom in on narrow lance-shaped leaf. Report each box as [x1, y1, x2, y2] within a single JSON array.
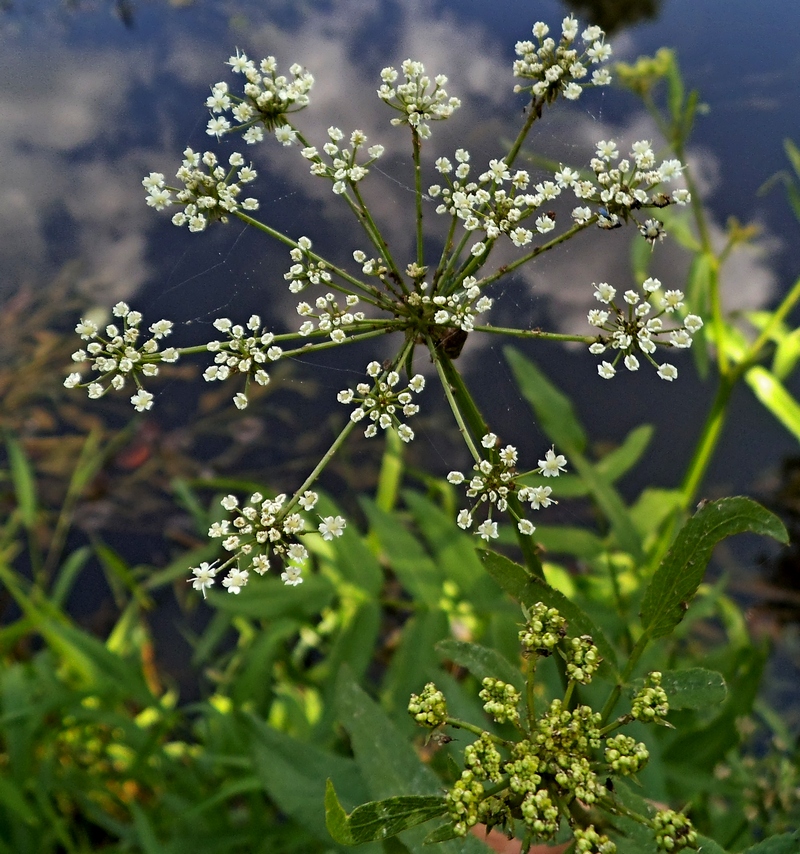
[[640, 497, 788, 640], [325, 780, 447, 846]]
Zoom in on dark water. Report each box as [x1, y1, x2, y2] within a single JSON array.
[[3, 0, 800, 709]]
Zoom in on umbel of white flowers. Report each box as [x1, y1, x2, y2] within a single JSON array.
[[66, 15, 698, 594]]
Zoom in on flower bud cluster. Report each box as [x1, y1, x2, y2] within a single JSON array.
[[520, 788, 559, 838], [64, 302, 178, 412], [338, 362, 425, 442], [204, 315, 282, 410], [201, 490, 344, 591], [464, 732, 503, 782], [631, 672, 670, 723], [519, 603, 568, 655], [446, 770, 484, 835], [408, 682, 448, 727], [564, 635, 601, 684], [284, 236, 333, 293], [430, 150, 559, 249], [479, 678, 521, 725], [377, 59, 461, 138], [558, 139, 690, 234], [574, 826, 617, 854], [652, 809, 698, 851], [297, 292, 365, 342], [301, 126, 385, 195], [588, 277, 703, 381], [206, 51, 314, 142], [447, 437, 567, 541], [143, 149, 259, 232], [513, 16, 612, 102], [603, 734, 649, 775]]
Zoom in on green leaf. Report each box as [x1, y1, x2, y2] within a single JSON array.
[[745, 366, 800, 442], [629, 668, 726, 710], [693, 834, 729, 854], [424, 823, 462, 844], [528, 525, 604, 559], [245, 713, 372, 847], [435, 639, 524, 691], [479, 549, 619, 676], [784, 138, 800, 179], [360, 497, 442, 607], [640, 497, 788, 640], [504, 347, 587, 454], [4, 434, 37, 529], [771, 324, 800, 380], [630, 488, 684, 542], [740, 830, 800, 854], [208, 574, 335, 619], [334, 668, 486, 853], [324, 781, 447, 846], [568, 452, 644, 563], [595, 424, 654, 482], [666, 53, 685, 123], [403, 491, 494, 599]]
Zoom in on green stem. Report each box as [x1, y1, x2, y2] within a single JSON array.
[[471, 325, 594, 344], [434, 351, 545, 579], [474, 220, 594, 289], [412, 128, 424, 268], [233, 211, 386, 305], [600, 632, 650, 725], [282, 418, 358, 516]]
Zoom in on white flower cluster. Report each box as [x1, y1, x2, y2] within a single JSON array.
[[194, 490, 345, 594], [447, 434, 567, 540], [557, 139, 690, 234], [338, 362, 425, 442], [430, 149, 560, 249], [204, 315, 282, 409], [205, 51, 314, 143], [297, 293, 365, 342], [143, 149, 259, 233], [405, 276, 493, 333], [513, 16, 612, 102], [64, 302, 179, 411], [301, 127, 385, 195], [284, 236, 333, 293], [377, 59, 461, 138], [588, 278, 704, 381]]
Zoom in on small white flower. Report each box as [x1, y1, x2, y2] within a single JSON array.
[[281, 565, 304, 586], [476, 519, 498, 540], [457, 509, 472, 529], [598, 361, 616, 379], [517, 519, 536, 536], [130, 389, 154, 411], [190, 561, 218, 598], [657, 363, 678, 381], [539, 447, 567, 477], [318, 515, 346, 540], [481, 433, 497, 449], [222, 568, 249, 594]]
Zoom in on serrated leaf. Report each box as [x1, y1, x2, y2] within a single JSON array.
[[745, 366, 800, 442], [479, 549, 618, 676], [504, 347, 587, 454], [740, 830, 800, 854], [246, 714, 371, 846], [435, 640, 524, 691], [324, 781, 447, 846], [629, 668, 726, 710], [694, 834, 729, 854], [640, 497, 788, 640], [423, 823, 461, 843]]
